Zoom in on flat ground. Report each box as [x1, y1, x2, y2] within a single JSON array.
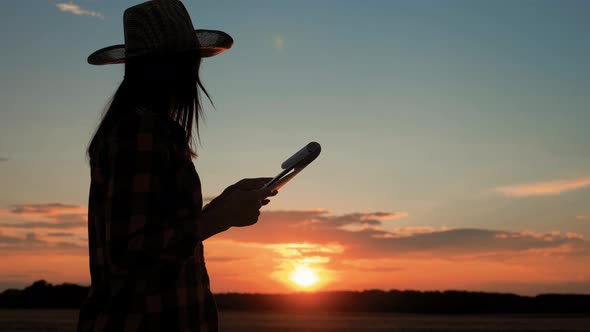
[[0, 310, 589, 332]]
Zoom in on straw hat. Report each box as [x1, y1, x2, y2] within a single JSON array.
[[87, 0, 233, 65]]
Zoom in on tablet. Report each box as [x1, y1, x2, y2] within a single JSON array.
[[261, 142, 321, 191]]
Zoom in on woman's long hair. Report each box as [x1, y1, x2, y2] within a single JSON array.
[[86, 49, 211, 162]]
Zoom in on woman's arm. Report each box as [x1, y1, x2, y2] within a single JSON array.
[[198, 211, 230, 241]]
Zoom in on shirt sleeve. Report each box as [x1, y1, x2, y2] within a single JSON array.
[[103, 111, 200, 275]]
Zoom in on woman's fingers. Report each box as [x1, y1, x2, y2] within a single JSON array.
[[243, 188, 274, 201], [248, 209, 260, 225], [237, 178, 272, 186], [234, 178, 274, 190]]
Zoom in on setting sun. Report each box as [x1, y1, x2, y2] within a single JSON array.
[[289, 266, 319, 288]]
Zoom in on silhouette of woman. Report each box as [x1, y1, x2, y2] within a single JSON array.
[[77, 1, 276, 331]]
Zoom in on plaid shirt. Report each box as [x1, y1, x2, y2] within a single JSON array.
[[77, 108, 218, 332]]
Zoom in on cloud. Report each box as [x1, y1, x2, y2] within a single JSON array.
[[208, 209, 590, 293], [265, 242, 344, 259], [3, 204, 586, 260], [0, 203, 87, 253], [577, 215, 590, 220], [328, 211, 408, 228], [0, 232, 23, 244], [0, 219, 86, 230], [336, 259, 405, 273], [0, 203, 84, 217], [0, 157, 8, 162], [495, 177, 590, 197], [217, 209, 590, 260], [46, 232, 75, 237], [0, 231, 85, 255], [208, 210, 590, 292], [0, 232, 43, 246], [0, 203, 87, 230], [359, 212, 408, 221], [566, 232, 584, 240], [54, 2, 104, 19]]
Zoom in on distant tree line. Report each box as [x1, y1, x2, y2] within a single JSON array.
[[1, 280, 589, 314]]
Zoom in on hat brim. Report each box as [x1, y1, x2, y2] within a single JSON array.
[[88, 29, 233, 65]]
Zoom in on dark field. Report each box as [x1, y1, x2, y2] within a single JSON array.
[[1, 310, 589, 332]]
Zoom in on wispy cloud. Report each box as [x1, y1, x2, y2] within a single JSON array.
[[46, 232, 75, 237], [0, 203, 87, 239], [0, 157, 8, 162], [0, 203, 84, 217], [577, 215, 590, 220], [0, 219, 86, 230], [0, 231, 85, 255], [495, 177, 590, 197], [54, 2, 104, 20]]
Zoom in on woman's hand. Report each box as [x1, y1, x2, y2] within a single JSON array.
[[210, 187, 275, 228], [199, 178, 278, 240], [229, 177, 279, 210], [205, 177, 275, 211]]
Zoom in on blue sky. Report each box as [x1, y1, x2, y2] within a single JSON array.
[[0, 1, 589, 293]]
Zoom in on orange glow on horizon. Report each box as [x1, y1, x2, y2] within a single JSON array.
[[1, 210, 589, 295]]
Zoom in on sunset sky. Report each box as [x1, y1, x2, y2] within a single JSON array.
[[1, 0, 589, 295]]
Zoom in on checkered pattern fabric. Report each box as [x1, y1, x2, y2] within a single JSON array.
[[77, 108, 218, 331]]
